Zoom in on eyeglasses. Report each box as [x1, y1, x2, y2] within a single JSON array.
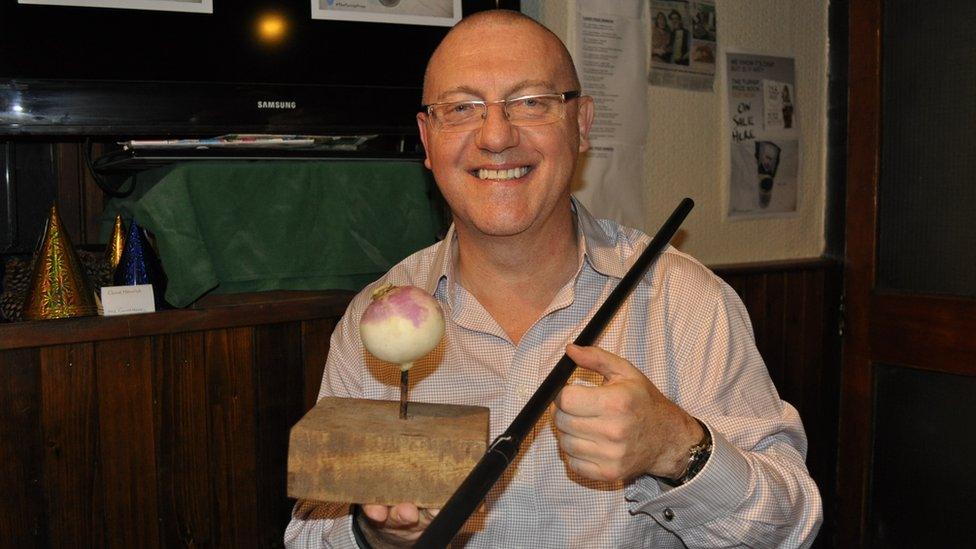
[[421, 90, 582, 133]]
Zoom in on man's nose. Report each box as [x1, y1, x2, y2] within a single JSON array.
[[475, 104, 519, 152]]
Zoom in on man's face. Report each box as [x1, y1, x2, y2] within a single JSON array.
[[670, 15, 683, 29], [417, 20, 594, 239]]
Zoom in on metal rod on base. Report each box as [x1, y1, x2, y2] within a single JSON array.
[[399, 369, 409, 419], [414, 198, 694, 548]]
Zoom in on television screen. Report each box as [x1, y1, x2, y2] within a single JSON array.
[[0, 0, 499, 136]]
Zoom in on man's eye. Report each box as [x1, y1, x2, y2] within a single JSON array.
[[513, 97, 551, 110], [452, 103, 476, 114]]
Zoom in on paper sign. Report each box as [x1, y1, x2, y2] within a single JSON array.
[[101, 284, 156, 316], [726, 52, 798, 217], [574, 0, 649, 232]]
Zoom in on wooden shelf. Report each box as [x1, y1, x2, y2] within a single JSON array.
[[0, 289, 355, 350]]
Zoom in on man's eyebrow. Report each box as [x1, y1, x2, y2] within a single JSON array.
[[434, 85, 482, 102], [507, 79, 559, 95], [433, 80, 560, 102]]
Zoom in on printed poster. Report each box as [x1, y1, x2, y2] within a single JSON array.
[[312, 0, 461, 27], [726, 52, 798, 218], [17, 0, 212, 13], [648, 0, 717, 91], [574, 0, 649, 232]]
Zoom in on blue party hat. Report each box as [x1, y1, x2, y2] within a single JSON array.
[[113, 220, 169, 309]]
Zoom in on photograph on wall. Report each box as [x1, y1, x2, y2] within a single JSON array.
[[17, 0, 212, 13], [726, 52, 799, 218], [312, 0, 461, 27], [648, 0, 716, 91]]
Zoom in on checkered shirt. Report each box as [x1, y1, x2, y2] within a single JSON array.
[[285, 198, 822, 548]]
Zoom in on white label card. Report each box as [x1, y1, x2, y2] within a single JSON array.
[[101, 284, 156, 316]]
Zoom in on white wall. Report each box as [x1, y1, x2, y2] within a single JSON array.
[[522, 0, 829, 265]]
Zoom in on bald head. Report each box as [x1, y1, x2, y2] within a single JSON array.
[[422, 10, 580, 103]]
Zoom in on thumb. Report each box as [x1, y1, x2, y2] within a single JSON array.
[[565, 344, 639, 382]]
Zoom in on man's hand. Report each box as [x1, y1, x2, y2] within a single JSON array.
[[358, 503, 439, 548], [553, 344, 704, 482]]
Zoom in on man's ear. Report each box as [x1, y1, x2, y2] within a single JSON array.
[[417, 112, 433, 170], [576, 95, 596, 153]]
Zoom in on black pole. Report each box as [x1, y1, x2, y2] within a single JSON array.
[[415, 198, 694, 548]]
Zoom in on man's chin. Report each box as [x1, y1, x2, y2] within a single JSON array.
[[464, 218, 533, 238]]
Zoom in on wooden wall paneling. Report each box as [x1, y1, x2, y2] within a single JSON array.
[[39, 343, 101, 549], [153, 332, 213, 548], [54, 143, 84, 245], [50, 142, 108, 245], [801, 266, 840, 549], [79, 143, 108, 244], [740, 274, 773, 377], [782, 271, 810, 415], [763, 272, 788, 391], [206, 327, 260, 547], [744, 274, 768, 340], [301, 318, 337, 411], [94, 337, 161, 549], [11, 144, 59, 254], [817, 266, 842, 548], [0, 348, 46, 546], [254, 322, 305, 546], [796, 270, 826, 470]]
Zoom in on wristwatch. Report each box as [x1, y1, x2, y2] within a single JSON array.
[[658, 418, 713, 487]]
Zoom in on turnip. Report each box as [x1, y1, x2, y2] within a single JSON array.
[[359, 282, 445, 418]]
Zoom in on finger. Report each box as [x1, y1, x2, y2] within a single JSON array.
[[566, 344, 641, 382], [558, 379, 639, 418], [361, 504, 390, 523], [556, 429, 607, 459], [389, 503, 421, 527], [564, 455, 606, 481], [553, 407, 604, 439], [555, 383, 608, 417]]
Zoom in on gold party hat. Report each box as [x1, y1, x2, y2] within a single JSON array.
[[105, 215, 125, 270], [22, 205, 98, 320]]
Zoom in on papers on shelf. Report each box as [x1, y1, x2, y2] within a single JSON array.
[[121, 134, 377, 151]]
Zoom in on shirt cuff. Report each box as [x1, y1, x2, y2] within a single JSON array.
[[625, 423, 752, 530], [334, 513, 361, 549]]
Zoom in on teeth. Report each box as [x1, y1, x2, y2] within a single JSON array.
[[477, 166, 530, 180]]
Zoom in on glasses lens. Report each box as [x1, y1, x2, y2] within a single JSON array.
[[432, 101, 484, 131], [429, 93, 573, 132], [506, 95, 562, 125]]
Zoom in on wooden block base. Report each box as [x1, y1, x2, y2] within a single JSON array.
[[287, 397, 489, 507]]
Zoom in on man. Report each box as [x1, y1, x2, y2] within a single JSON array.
[[667, 10, 690, 65], [286, 10, 821, 548]]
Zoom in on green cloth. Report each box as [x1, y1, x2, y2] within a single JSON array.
[[103, 161, 440, 307]]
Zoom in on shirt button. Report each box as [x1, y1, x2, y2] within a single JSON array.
[[663, 508, 675, 521]]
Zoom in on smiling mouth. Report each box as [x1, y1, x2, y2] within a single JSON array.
[[474, 166, 532, 181]]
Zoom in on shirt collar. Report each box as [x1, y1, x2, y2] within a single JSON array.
[[422, 195, 635, 296], [571, 196, 634, 279], [423, 222, 456, 295]]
